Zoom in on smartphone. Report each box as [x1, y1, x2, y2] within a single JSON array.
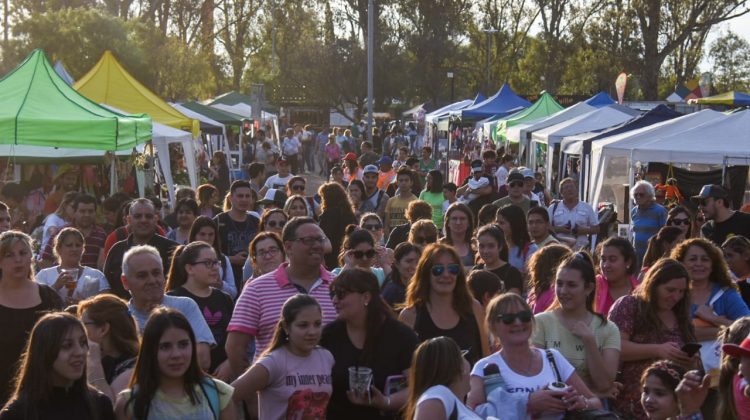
[[383, 374, 407, 396], [681, 342, 702, 357]]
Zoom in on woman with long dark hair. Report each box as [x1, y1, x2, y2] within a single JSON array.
[[608, 258, 698, 419], [231, 295, 333, 419], [471, 224, 523, 295], [319, 183, 357, 270], [196, 184, 222, 218], [526, 244, 571, 314], [114, 308, 236, 419], [533, 252, 621, 397], [666, 206, 694, 239], [167, 199, 199, 245], [399, 244, 489, 366], [0, 312, 113, 420], [440, 203, 475, 268], [381, 243, 420, 308], [641, 226, 686, 273], [640, 360, 687, 419], [595, 236, 639, 316], [495, 205, 537, 274], [321, 268, 419, 419], [188, 216, 236, 299], [419, 170, 445, 230], [347, 180, 366, 221]]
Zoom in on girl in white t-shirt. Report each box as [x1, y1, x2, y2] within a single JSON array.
[[231, 294, 334, 420], [405, 336, 481, 420], [467, 293, 601, 420]]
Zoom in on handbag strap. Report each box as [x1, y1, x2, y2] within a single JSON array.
[[545, 349, 563, 383]]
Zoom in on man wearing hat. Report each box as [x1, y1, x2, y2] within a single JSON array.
[[260, 155, 294, 196], [492, 170, 538, 213], [361, 164, 389, 221], [692, 184, 750, 246], [376, 156, 397, 191], [342, 152, 362, 183], [258, 188, 288, 210]]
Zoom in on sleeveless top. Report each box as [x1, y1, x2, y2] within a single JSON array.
[[413, 304, 482, 365]]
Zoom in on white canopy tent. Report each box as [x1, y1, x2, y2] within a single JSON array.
[[588, 109, 728, 213], [425, 99, 473, 124]]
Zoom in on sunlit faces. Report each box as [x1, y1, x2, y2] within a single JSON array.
[[0, 240, 32, 280], [429, 252, 459, 296], [195, 226, 216, 245], [330, 287, 370, 320], [74, 203, 97, 228], [655, 277, 688, 312], [494, 214, 511, 238], [287, 223, 326, 267], [129, 203, 157, 237], [682, 245, 712, 283], [285, 305, 323, 355], [490, 302, 533, 345], [185, 247, 220, 285], [51, 327, 88, 387], [448, 211, 469, 236], [633, 187, 651, 207], [668, 214, 691, 237], [395, 251, 419, 283], [348, 242, 376, 269], [57, 234, 84, 266], [560, 180, 578, 200], [230, 186, 254, 212], [122, 252, 165, 303], [527, 213, 549, 241], [157, 327, 193, 379], [477, 234, 501, 265], [555, 268, 592, 309], [396, 174, 412, 191], [600, 245, 629, 281], [253, 238, 284, 275], [347, 184, 363, 203], [287, 199, 308, 218], [641, 374, 679, 420], [723, 247, 750, 276], [363, 173, 379, 191], [79, 310, 105, 344], [289, 182, 306, 195], [265, 213, 287, 235]]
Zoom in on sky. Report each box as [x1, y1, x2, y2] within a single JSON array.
[[700, 12, 750, 69]]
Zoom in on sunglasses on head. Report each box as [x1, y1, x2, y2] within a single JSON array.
[[351, 249, 376, 259], [495, 310, 533, 325], [431, 263, 460, 277], [669, 218, 690, 226]]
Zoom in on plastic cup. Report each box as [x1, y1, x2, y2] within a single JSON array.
[[61, 268, 79, 291], [348, 366, 373, 395]]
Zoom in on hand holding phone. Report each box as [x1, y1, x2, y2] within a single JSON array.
[[681, 342, 702, 357]]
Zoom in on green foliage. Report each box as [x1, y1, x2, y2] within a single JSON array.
[[709, 31, 750, 92]]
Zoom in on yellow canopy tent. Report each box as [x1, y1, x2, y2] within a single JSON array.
[[74, 51, 200, 137]]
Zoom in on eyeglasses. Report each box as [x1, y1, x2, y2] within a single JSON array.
[[329, 288, 352, 300], [256, 247, 280, 258], [669, 218, 690, 226], [267, 220, 286, 228], [291, 185, 305, 191], [351, 249, 376, 259], [431, 263, 460, 277], [495, 310, 533, 325], [294, 236, 327, 246], [362, 223, 383, 231], [191, 259, 220, 268], [509, 181, 524, 188]]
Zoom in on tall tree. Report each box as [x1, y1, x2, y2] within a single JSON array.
[[214, 0, 264, 90], [709, 30, 750, 91]]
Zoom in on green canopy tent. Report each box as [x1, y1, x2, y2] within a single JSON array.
[[493, 92, 563, 145], [0, 49, 151, 153], [180, 101, 248, 127]]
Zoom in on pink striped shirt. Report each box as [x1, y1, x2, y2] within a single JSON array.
[[227, 263, 337, 360]]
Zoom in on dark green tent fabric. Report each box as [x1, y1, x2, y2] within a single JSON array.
[[180, 101, 247, 127], [0, 49, 151, 150]]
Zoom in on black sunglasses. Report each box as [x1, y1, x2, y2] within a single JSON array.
[[509, 181, 524, 188], [669, 218, 690, 226], [431, 263, 460, 277], [291, 185, 305, 191], [495, 310, 533, 325], [267, 220, 286, 228], [351, 249, 376, 259], [329, 288, 352, 300], [363, 223, 383, 231]]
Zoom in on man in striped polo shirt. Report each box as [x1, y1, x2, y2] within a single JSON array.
[[225, 216, 337, 378]]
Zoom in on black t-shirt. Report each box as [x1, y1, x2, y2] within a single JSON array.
[[385, 223, 409, 248], [213, 212, 259, 288], [381, 274, 406, 308], [701, 211, 750, 247], [472, 263, 524, 294], [167, 286, 234, 371], [321, 317, 418, 420], [0, 387, 114, 420]]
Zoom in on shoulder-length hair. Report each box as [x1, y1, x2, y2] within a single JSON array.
[[497, 205, 531, 256], [404, 243, 474, 317], [262, 294, 321, 358], [549, 252, 607, 325], [5, 312, 99, 420], [0, 231, 35, 281], [442, 202, 474, 245], [642, 226, 684, 268], [667, 206, 693, 238], [283, 195, 309, 217], [331, 268, 393, 364], [671, 238, 734, 289], [78, 295, 140, 359], [389, 243, 421, 287], [188, 216, 223, 259], [633, 258, 695, 342], [52, 227, 85, 263], [338, 225, 375, 266], [128, 308, 207, 420], [527, 244, 571, 301], [165, 241, 214, 291], [475, 224, 509, 262], [259, 208, 288, 232], [426, 170, 443, 194], [319, 182, 356, 220], [404, 336, 464, 420]]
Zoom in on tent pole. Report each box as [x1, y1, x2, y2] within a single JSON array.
[[110, 159, 117, 197]]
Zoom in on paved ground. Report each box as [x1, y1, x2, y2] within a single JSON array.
[[302, 172, 327, 194]]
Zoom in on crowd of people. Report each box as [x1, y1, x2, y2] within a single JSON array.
[[0, 122, 749, 420]]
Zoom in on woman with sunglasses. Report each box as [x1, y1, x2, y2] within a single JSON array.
[[332, 226, 390, 286], [399, 243, 489, 366], [319, 182, 357, 270], [608, 258, 697, 419], [360, 213, 394, 267], [495, 205, 537, 274], [322, 268, 419, 419], [532, 253, 621, 398], [471, 224, 523, 295], [408, 220, 439, 249], [595, 236, 639, 316], [258, 208, 288, 237], [382, 243, 420, 308], [666, 206, 694, 239], [166, 242, 235, 381], [467, 293, 601, 415], [189, 216, 237, 299], [440, 203, 476, 268], [722, 235, 750, 308]]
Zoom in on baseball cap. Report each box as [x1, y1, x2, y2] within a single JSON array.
[[258, 189, 288, 207], [519, 167, 535, 179], [471, 159, 484, 173], [363, 164, 379, 174], [507, 172, 524, 184], [377, 156, 393, 166], [343, 153, 358, 161], [468, 177, 490, 190], [722, 332, 750, 359], [691, 184, 728, 203], [277, 155, 289, 163]]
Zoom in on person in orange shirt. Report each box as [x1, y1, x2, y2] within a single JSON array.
[[376, 156, 396, 191]]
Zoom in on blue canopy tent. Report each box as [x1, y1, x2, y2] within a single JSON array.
[[585, 91, 616, 108], [458, 84, 531, 120], [54, 60, 75, 86]]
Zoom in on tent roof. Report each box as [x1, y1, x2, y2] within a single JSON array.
[[170, 103, 224, 135], [459, 84, 531, 119], [561, 104, 680, 155], [74, 51, 199, 137], [211, 91, 254, 106], [54, 60, 74, 86], [532, 104, 640, 146], [694, 91, 750, 106], [508, 101, 596, 143], [425, 99, 473, 123], [585, 91, 616, 108], [666, 92, 684, 103], [0, 49, 151, 151], [495, 92, 564, 142], [180, 101, 247, 126]]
